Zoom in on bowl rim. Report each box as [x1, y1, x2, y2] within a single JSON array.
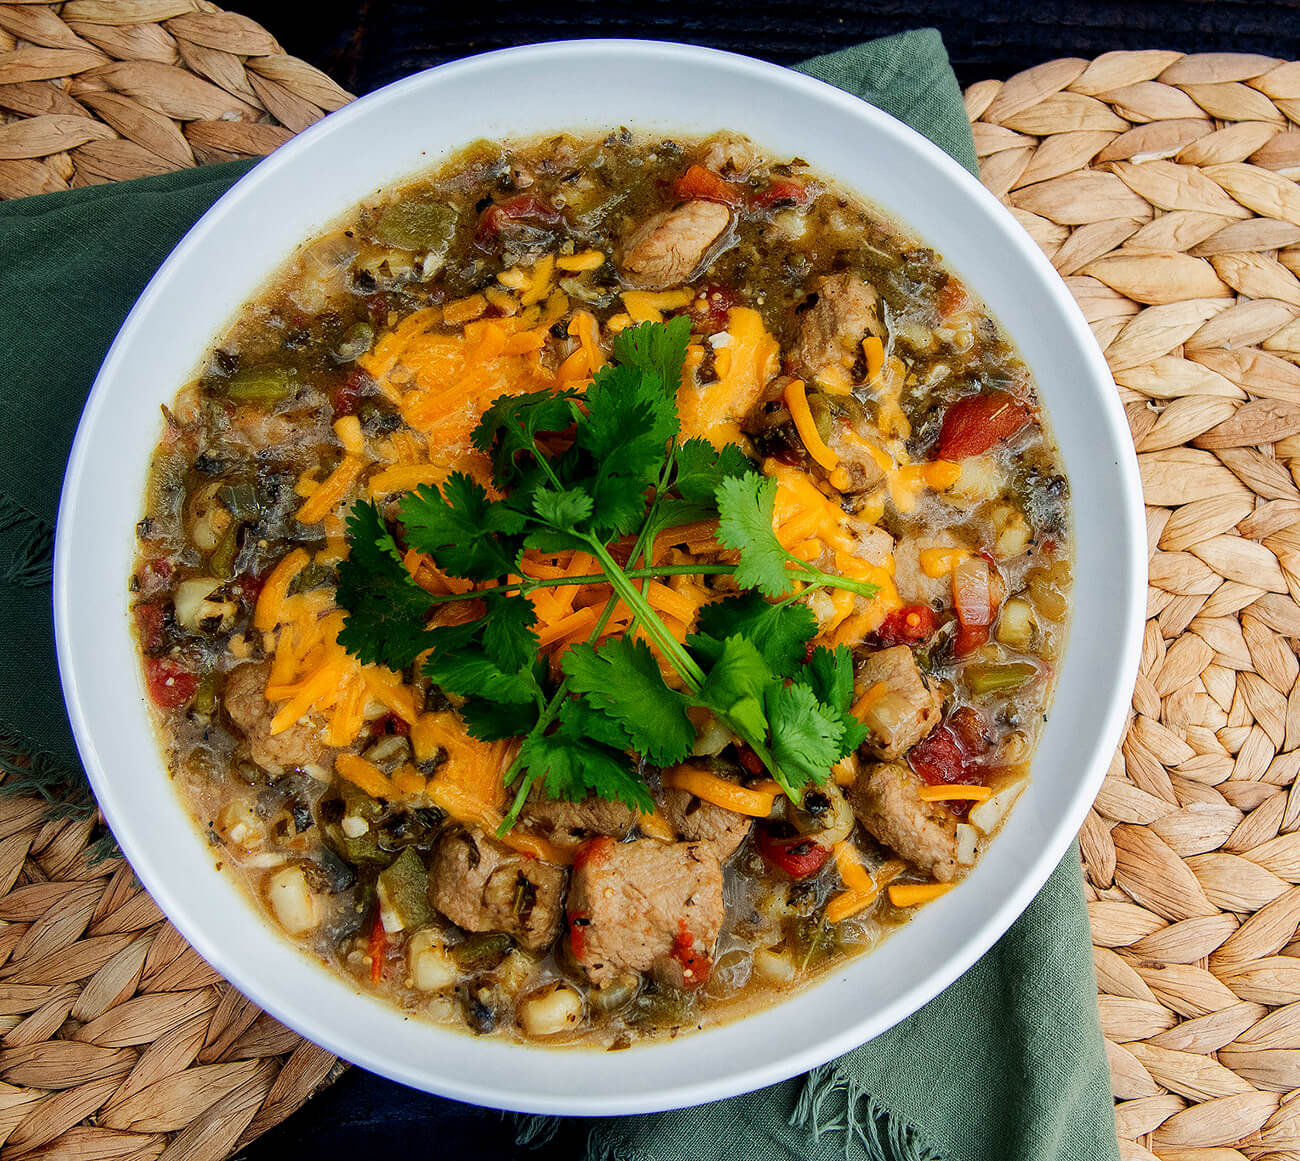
[[54, 37, 1146, 1115]]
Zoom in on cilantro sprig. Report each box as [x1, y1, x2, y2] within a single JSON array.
[[334, 316, 879, 826]]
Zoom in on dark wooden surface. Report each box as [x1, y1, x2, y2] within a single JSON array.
[[228, 3, 1300, 1156]]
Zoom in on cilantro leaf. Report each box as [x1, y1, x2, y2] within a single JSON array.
[[694, 635, 774, 743], [714, 473, 795, 598], [472, 389, 581, 487], [673, 438, 755, 504], [336, 501, 434, 668], [581, 363, 677, 473], [480, 593, 538, 673], [424, 642, 539, 705], [693, 593, 817, 676], [556, 696, 634, 753], [458, 696, 541, 742], [611, 314, 692, 398], [532, 485, 594, 530], [802, 643, 869, 753], [562, 637, 695, 766], [765, 681, 842, 789], [400, 475, 526, 580], [518, 732, 654, 812], [804, 645, 855, 711]]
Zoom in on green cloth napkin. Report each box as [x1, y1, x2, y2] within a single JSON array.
[[0, 27, 1115, 1161]]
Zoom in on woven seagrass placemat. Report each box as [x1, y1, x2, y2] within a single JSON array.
[[6, 8, 1300, 1157]]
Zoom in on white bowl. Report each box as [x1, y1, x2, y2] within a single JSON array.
[[54, 39, 1145, 1115]]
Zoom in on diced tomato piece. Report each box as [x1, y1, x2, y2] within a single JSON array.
[[735, 742, 766, 778], [755, 827, 832, 879], [696, 284, 740, 334], [670, 920, 712, 988], [573, 835, 614, 871], [475, 193, 562, 246], [376, 712, 410, 737], [749, 176, 811, 209], [953, 624, 989, 655], [133, 603, 167, 653], [909, 721, 987, 820], [368, 912, 386, 985], [144, 657, 198, 709], [948, 705, 992, 756], [329, 368, 364, 418], [567, 909, 591, 960], [936, 276, 972, 317], [674, 164, 745, 206], [876, 605, 937, 647], [935, 391, 1032, 460]]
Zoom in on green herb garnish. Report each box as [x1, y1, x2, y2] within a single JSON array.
[[334, 316, 878, 829]]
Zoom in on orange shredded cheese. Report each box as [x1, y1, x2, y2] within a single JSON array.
[[862, 335, 885, 381], [621, 289, 694, 324], [918, 785, 992, 803], [919, 546, 972, 578], [369, 463, 447, 497], [557, 250, 605, 273], [336, 754, 394, 799], [784, 379, 840, 471], [638, 805, 676, 842], [660, 767, 778, 817], [253, 548, 309, 632], [297, 456, 363, 525], [888, 882, 955, 907], [443, 293, 488, 325], [678, 307, 779, 448]]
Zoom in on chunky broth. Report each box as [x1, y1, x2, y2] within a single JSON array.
[[132, 130, 1071, 1047]]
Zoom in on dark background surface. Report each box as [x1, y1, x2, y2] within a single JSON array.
[[227, 2, 1300, 1157]]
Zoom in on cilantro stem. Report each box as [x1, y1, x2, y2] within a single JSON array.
[[414, 563, 736, 607], [787, 558, 881, 600], [583, 537, 707, 690]]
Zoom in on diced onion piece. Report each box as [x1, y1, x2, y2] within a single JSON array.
[[952, 555, 993, 629], [955, 823, 979, 865], [969, 780, 1027, 835], [996, 598, 1036, 649], [173, 577, 221, 631]]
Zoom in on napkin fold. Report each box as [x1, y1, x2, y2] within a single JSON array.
[[0, 26, 1116, 1161]]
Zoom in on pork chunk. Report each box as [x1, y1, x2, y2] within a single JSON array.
[[429, 827, 566, 951], [224, 661, 329, 774], [848, 762, 961, 882], [567, 838, 724, 988], [659, 787, 752, 863], [620, 200, 731, 289], [854, 645, 942, 760], [522, 792, 637, 850], [795, 274, 884, 386]]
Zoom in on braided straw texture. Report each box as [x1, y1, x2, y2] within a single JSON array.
[[967, 51, 1300, 1161], [0, 801, 344, 1160], [0, 0, 352, 199]]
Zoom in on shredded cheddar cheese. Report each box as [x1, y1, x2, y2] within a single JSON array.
[[888, 882, 954, 907], [660, 767, 778, 817], [918, 785, 992, 803]]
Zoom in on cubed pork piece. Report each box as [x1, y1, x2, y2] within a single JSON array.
[[620, 200, 731, 289], [794, 274, 883, 386], [224, 661, 329, 775], [521, 792, 638, 850], [848, 762, 962, 882], [658, 786, 752, 863], [429, 826, 567, 951], [567, 838, 724, 989], [854, 645, 942, 760]]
